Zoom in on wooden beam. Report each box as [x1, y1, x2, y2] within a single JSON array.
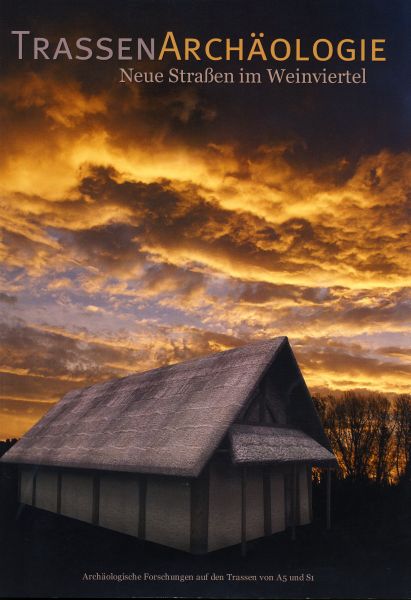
[[17, 468, 21, 503], [31, 469, 37, 507], [237, 386, 260, 423], [326, 468, 331, 530], [92, 474, 100, 525], [284, 471, 292, 527], [56, 471, 62, 515], [307, 465, 313, 522], [291, 464, 297, 541], [241, 466, 247, 557], [138, 475, 147, 539], [190, 467, 209, 554], [263, 466, 272, 536], [259, 388, 265, 423]]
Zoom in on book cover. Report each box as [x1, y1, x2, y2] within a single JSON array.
[[0, 1, 409, 598]]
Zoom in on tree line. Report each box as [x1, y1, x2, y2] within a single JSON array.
[[313, 392, 411, 484]]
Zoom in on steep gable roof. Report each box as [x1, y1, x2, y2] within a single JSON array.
[[2, 337, 290, 477]]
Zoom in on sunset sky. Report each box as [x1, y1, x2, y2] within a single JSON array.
[[0, 0, 410, 438]]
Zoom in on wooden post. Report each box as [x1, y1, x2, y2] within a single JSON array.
[[17, 467, 21, 503], [291, 464, 297, 541], [190, 467, 209, 554], [138, 475, 147, 540], [263, 466, 272, 536], [259, 389, 265, 423], [92, 474, 100, 525], [326, 468, 331, 530], [284, 471, 292, 528], [56, 471, 62, 514], [307, 465, 313, 522], [31, 469, 37, 507], [241, 466, 247, 557]]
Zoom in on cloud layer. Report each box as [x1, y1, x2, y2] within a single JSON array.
[[1, 2, 410, 437]]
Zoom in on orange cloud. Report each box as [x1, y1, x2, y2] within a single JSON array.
[[0, 68, 410, 439]]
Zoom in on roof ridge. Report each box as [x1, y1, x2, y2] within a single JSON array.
[[61, 336, 288, 398], [130, 335, 288, 377]]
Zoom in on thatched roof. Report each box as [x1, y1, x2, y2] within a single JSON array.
[[2, 338, 287, 476], [230, 425, 337, 467], [2, 336, 336, 476]]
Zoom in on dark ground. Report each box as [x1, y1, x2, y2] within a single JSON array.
[[0, 468, 410, 599]]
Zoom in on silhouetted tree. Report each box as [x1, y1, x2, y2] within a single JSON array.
[[313, 392, 411, 484], [329, 393, 378, 480], [371, 397, 395, 484], [393, 395, 411, 484]]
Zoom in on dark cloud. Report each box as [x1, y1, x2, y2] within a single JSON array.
[[1, 0, 409, 169], [142, 263, 205, 298], [232, 281, 335, 305], [0, 321, 245, 411], [0, 321, 152, 382], [376, 346, 411, 358], [61, 223, 145, 276], [71, 164, 409, 283], [298, 345, 411, 380], [0, 293, 17, 304]]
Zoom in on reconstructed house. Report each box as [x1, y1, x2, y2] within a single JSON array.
[[1, 337, 337, 554]]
